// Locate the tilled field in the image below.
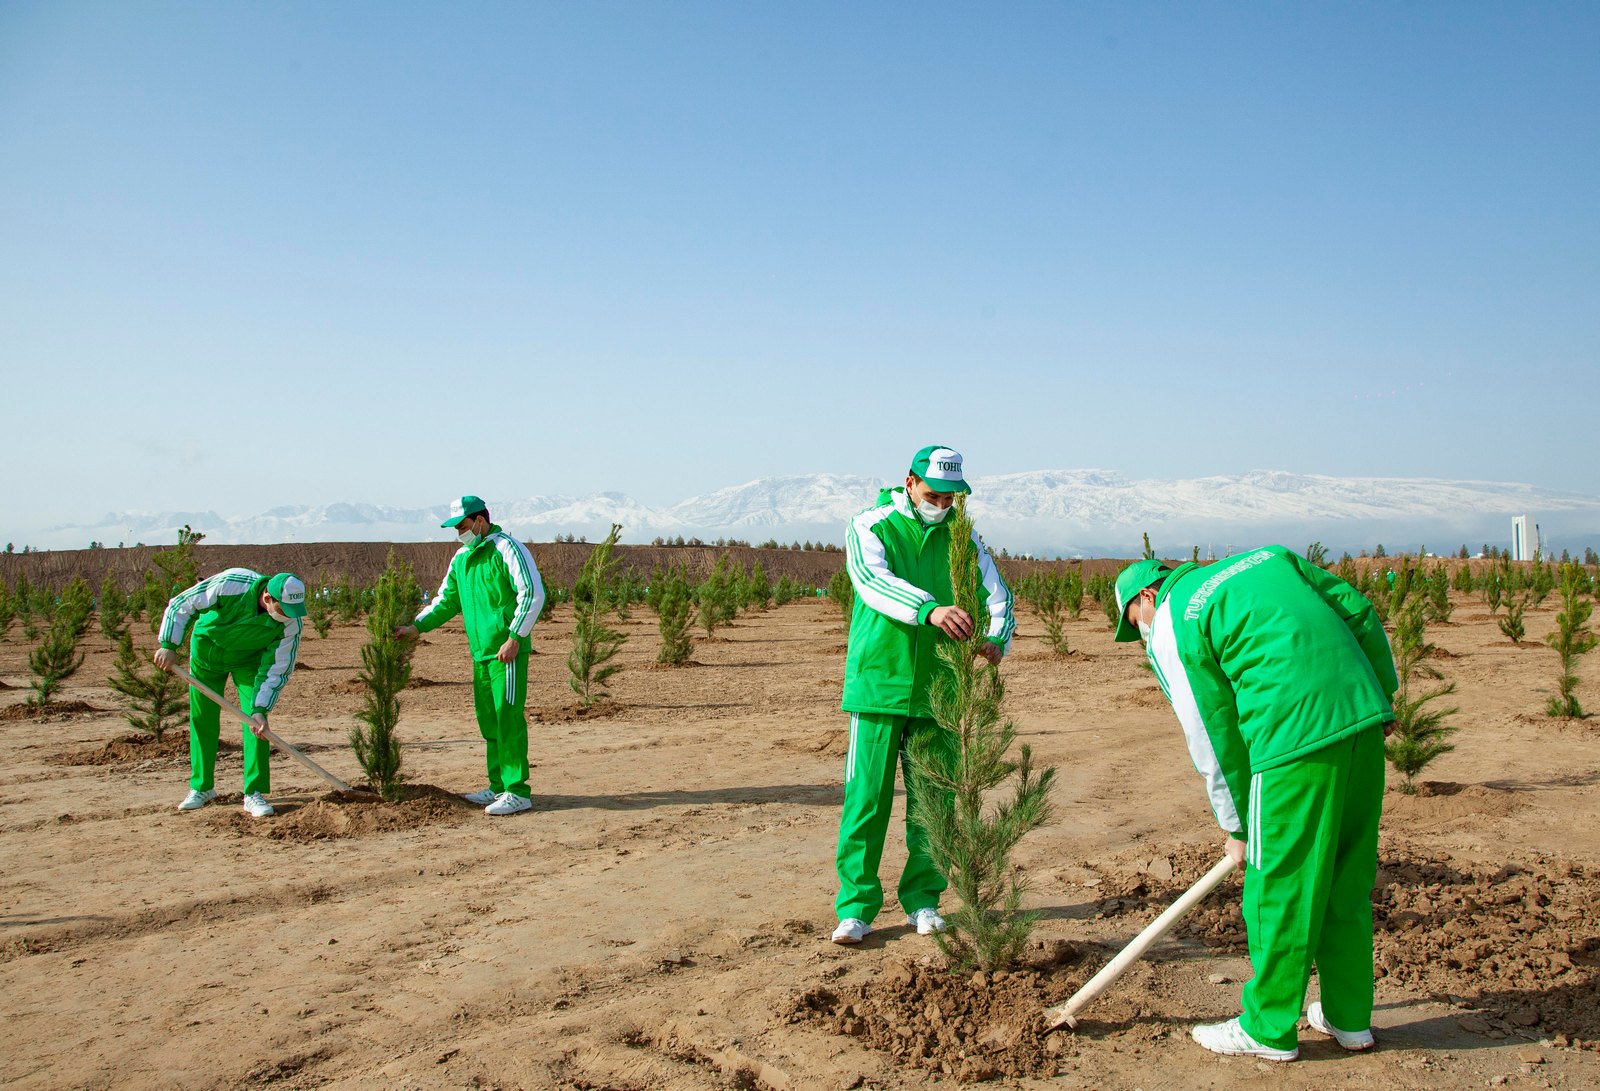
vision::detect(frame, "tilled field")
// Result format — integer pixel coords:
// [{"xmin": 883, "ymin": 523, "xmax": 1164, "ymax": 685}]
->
[{"xmin": 2, "ymin": 591, "xmax": 1599, "ymax": 1090}]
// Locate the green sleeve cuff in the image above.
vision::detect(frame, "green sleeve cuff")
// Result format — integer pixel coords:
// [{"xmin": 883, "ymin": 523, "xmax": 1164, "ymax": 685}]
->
[
  {"xmin": 1228, "ymin": 830, "xmax": 1247, "ymax": 841},
  {"xmin": 160, "ymin": 640, "xmax": 178, "ymax": 652},
  {"xmin": 916, "ymin": 600, "xmax": 939, "ymax": 625}
]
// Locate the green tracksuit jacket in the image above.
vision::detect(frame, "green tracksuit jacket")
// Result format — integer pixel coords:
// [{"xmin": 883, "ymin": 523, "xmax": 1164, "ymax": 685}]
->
[
  {"xmin": 158, "ymin": 568, "xmax": 303, "ymax": 717},
  {"xmin": 1143, "ymin": 545, "xmax": 1398, "ymax": 835},
  {"xmin": 412, "ymin": 525, "xmax": 545, "ymax": 654},
  {"xmin": 841, "ymin": 488, "xmax": 1015, "ymax": 716}
]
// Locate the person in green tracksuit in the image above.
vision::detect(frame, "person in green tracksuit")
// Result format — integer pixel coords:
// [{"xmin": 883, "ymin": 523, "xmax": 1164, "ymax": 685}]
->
[
  {"xmin": 1113, "ymin": 545, "xmax": 1398, "ymax": 1061},
  {"xmin": 831, "ymin": 445, "xmax": 1016, "ymax": 945},
  {"xmin": 396, "ymin": 495, "xmax": 545, "ymax": 817},
  {"xmin": 154, "ymin": 568, "xmax": 307, "ymax": 818}
]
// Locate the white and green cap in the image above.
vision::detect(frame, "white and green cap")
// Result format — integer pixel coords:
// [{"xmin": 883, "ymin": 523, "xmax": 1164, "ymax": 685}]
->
[
  {"xmin": 265, "ymin": 572, "xmax": 308, "ymax": 619},
  {"xmin": 909, "ymin": 445, "xmax": 969, "ymax": 494},
  {"xmin": 1112, "ymin": 559, "xmax": 1170, "ymax": 643},
  {"xmin": 441, "ymin": 495, "xmax": 488, "ymax": 528}
]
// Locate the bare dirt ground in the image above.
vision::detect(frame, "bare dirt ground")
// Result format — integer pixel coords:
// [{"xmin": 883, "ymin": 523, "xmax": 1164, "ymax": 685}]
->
[{"xmin": 2, "ymin": 593, "xmax": 1598, "ymax": 1091}]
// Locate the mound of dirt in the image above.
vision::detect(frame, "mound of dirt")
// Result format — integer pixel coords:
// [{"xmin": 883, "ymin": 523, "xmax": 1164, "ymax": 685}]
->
[
  {"xmin": 1118, "ymin": 687, "xmax": 1166, "ymax": 708},
  {"xmin": 1, "ymin": 700, "xmax": 105, "ymax": 722},
  {"xmin": 532, "ymin": 702, "xmax": 626, "ymax": 724},
  {"xmin": 789, "ymin": 948, "xmax": 1086, "ymax": 1082},
  {"xmin": 212, "ymin": 783, "xmax": 480, "ymax": 841},
  {"xmin": 54, "ymin": 732, "xmax": 216, "ymax": 766},
  {"xmin": 1372, "ymin": 852, "xmax": 1600, "ymax": 1039}
]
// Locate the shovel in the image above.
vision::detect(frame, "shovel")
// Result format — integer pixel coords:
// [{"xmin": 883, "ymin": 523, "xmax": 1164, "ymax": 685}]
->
[
  {"xmin": 167, "ymin": 661, "xmax": 374, "ymax": 797},
  {"xmin": 1045, "ymin": 855, "xmax": 1237, "ymax": 1030}
]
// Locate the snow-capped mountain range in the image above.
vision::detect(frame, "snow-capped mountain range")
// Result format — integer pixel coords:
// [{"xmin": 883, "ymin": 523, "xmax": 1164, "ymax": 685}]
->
[{"xmin": 30, "ymin": 470, "xmax": 1600, "ymax": 557}]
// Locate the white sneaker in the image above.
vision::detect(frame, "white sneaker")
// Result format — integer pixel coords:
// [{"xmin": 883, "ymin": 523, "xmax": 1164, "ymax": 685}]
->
[
  {"xmin": 1191, "ymin": 1017, "xmax": 1298, "ymax": 1061},
  {"xmin": 1306, "ymin": 1002, "xmax": 1375, "ymax": 1051},
  {"xmin": 831, "ymin": 918, "xmax": 870, "ymax": 944},
  {"xmin": 484, "ymin": 792, "xmax": 532, "ymax": 816},
  {"xmin": 241, "ymin": 792, "xmax": 275, "ymax": 818},
  {"xmin": 906, "ymin": 908, "xmax": 946, "ymax": 935},
  {"xmin": 177, "ymin": 789, "xmax": 217, "ymax": 811},
  {"xmin": 462, "ymin": 787, "xmax": 499, "ymax": 805}
]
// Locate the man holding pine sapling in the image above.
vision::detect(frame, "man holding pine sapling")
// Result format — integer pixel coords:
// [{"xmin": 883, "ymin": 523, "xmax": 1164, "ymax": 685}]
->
[
  {"xmin": 831, "ymin": 446, "xmax": 1015, "ymax": 945},
  {"xmin": 154, "ymin": 569, "xmax": 307, "ymax": 818},
  {"xmin": 395, "ymin": 496, "xmax": 545, "ymax": 817},
  {"xmin": 1113, "ymin": 546, "xmax": 1397, "ymax": 1061}
]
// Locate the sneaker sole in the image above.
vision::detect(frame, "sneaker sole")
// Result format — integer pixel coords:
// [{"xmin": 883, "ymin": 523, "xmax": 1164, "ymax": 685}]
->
[
  {"xmin": 1191, "ymin": 1030, "xmax": 1297, "ymax": 1061},
  {"xmin": 1308, "ymin": 1010, "xmax": 1374, "ymax": 1051},
  {"xmin": 831, "ymin": 934, "xmax": 865, "ymax": 945}
]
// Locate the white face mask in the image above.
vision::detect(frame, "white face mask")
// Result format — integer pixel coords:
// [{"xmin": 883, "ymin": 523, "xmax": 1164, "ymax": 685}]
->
[
  {"xmin": 266, "ymin": 602, "xmax": 290, "ymax": 624},
  {"xmin": 915, "ymin": 497, "xmax": 951, "ymax": 524},
  {"xmin": 1138, "ymin": 619, "xmax": 1153, "ymax": 643},
  {"xmin": 458, "ymin": 528, "xmax": 481, "ymax": 547}
]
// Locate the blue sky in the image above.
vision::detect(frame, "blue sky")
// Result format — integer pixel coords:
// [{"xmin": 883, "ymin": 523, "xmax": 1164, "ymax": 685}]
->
[{"xmin": 2, "ymin": 2, "xmax": 1596, "ymax": 539}]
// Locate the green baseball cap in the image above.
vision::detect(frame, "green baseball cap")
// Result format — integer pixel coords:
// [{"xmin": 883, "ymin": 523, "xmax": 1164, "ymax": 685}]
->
[
  {"xmin": 441, "ymin": 495, "xmax": 488, "ymax": 528},
  {"xmin": 909, "ymin": 445, "xmax": 969, "ymax": 494},
  {"xmin": 1112, "ymin": 559, "xmax": 1170, "ymax": 643},
  {"xmin": 265, "ymin": 572, "xmax": 308, "ymax": 618}
]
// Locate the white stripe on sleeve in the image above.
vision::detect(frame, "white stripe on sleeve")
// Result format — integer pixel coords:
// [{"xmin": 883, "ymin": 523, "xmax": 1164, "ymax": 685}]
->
[
  {"xmin": 1149, "ymin": 602, "xmax": 1244, "ymax": 834},
  {"xmin": 158, "ymin": 568, "xmax": 260, "ymax": 646}
]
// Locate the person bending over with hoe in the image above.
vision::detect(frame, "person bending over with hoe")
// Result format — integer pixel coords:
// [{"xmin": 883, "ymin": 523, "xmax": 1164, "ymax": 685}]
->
[
  {"xmin": 1113, "ymin": 545, "xmax": 1397, "ymax": 1061},
  {"xmin": 831, "ymin": 445, "xmax": 1015, "ymax": 945},
  {"xmin": 154, "ymin": 569, "xmax": 307, "ymax": 818},
  {"xmin": 396, "ymin": 496, "xmax": 545, "ymax": 817}
]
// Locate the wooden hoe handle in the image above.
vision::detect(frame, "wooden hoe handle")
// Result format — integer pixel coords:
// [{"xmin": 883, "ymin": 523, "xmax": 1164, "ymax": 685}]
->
[{"xmin": 1045, "ymin": 855, "xmax": 1237, "ymax": 1031}]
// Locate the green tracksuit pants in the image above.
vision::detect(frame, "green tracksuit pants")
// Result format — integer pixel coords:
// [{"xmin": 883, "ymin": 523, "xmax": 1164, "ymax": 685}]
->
[
  {"xmin": 188, "ymin": 663, "xmax": 270, "ymax": 796},
  {"xmin": 834, "ymin": 712, "xmax": 955, "ymax": 923},
  {"xmin": 473, "ymin": 650, "xmax": 530, "ymax": 798},
  {"xmin": 1239, "ymin": 726, "xmax": 1385, "ymax": 1050}
]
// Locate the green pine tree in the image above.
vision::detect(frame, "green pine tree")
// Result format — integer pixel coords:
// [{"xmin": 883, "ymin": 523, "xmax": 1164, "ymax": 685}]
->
[
  {"xmin": 905, "ymin": 497, "xmax": 1056, "ymax": 972},
  {"xmin": 1385, "ymin": 601, "xmax": 1459, "ymax": 793},
  {"xmin": 1498, "ymin": 593, "xmax": 1528, "ymax": 643},
  {"xmin": 747, "ymin": 560, "xmax": 772, "ymax": 611},
  {"xmin": 97, "ymin": 575, "xmax": 130, "ymax": 639},
  {"xmin": 350, "ymin": 551, "xmax": 421, "ymax": 801},
  {"xmin": 654, "ymin": 564, "xmax": 694, "ymax": 666},
  {"xmin": 1037, "ymin": 574, "xmax": 1070, "ymax": 656},
  {"xmin": 27, "ymin": 603, "xmax": 90, "ymax": 711},
  {"xmin": 569, "ymin": 525, "xmax": 628, "ymax": 707},
  {"xmin": 773, "ymin": 574, "xmax": 798, "ymax": 606},
  {"xmin": 1545, "ymin": 567, "xmax": 1596, "ymax": 718},
  {"xmin": 108, "ymin": 630, "xmax": 186, "ymax": 739}
]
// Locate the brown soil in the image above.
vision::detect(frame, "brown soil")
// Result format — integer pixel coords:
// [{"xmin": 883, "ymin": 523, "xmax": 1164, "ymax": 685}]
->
[
  {"xmin": 0, "ymin": 700, "xmax": 105, "ymax": 722},
  {"xmin": 790, "ymin": 951, "xmax": 1086, "ymax": 1082},
  {"xmin": 2, "ymin": 591, "xmax": 1599, "ymax": 1090},
  {"xmin": 208, "ymin": 784, "xmax": 480, "ymax": 841},
  {"xmin": 52, "ymin": 732, "xmax": 225, "ymax": 766}
]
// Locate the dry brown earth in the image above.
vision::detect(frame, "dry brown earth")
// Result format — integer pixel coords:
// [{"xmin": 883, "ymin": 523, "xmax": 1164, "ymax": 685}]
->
[{"xmin": 2, "ymin": 591, "xmax": 1598, "ymax": 1090}]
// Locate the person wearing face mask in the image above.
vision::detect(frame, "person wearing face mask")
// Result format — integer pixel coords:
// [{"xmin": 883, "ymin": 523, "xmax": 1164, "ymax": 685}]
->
[
  {"xmin": 830, "ymin": 446, "xmax": 1016, "ymax": 945},
  {"xmin": 1111, "ymin": 547, "xmax": 1397, "ymax": 1062},
  {"xmin": 395, "ymin": 495, "xmax": 545, "ymax": 816},
  {"xmin": 153, "ymin": 569, "xmax": 307, "ymax": 818}
]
